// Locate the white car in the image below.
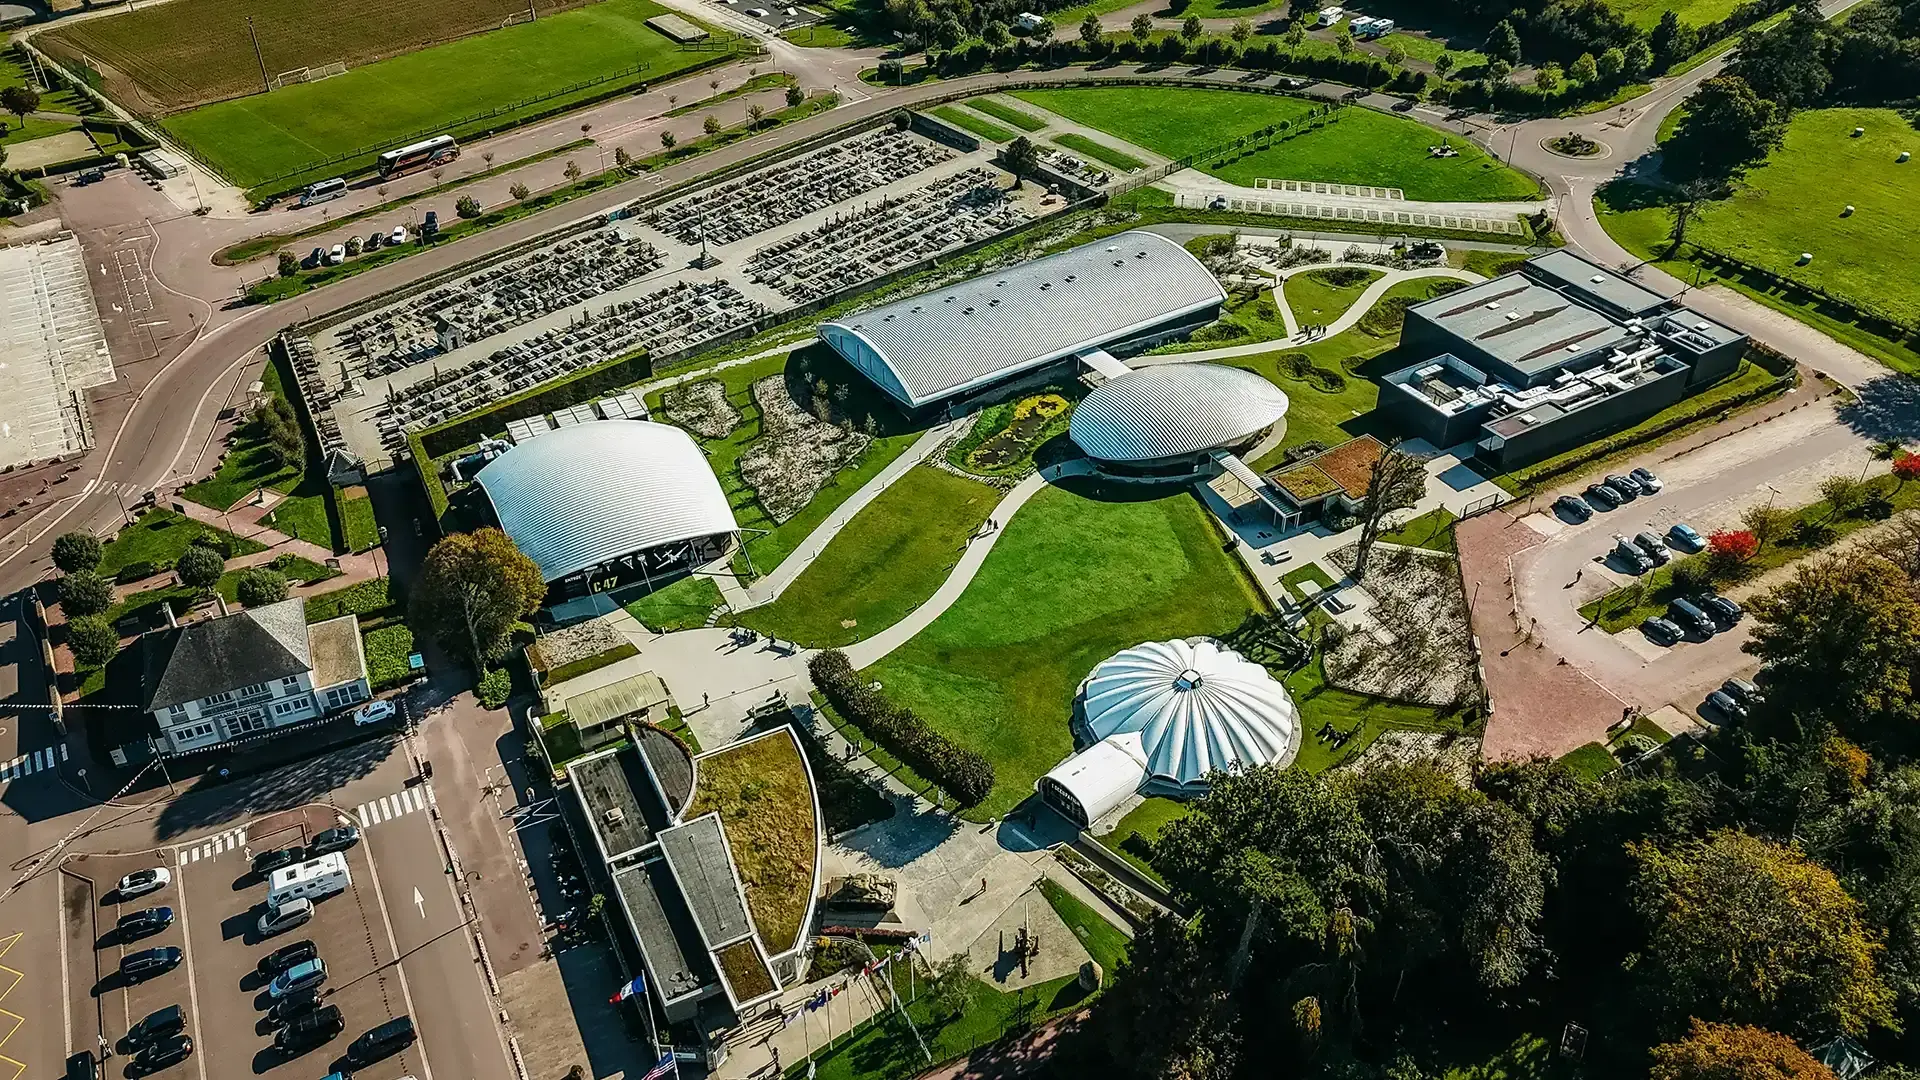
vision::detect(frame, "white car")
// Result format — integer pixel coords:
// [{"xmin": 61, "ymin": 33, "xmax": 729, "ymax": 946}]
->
[
  {"xmin": 390, "ymin": 225, "xmax": 408, "ymax": 245},
  {"xmin": 118, "ymin": 867, "xmax": 172, "ymax": 899},
  {"xmin": 353, "ymin": 699, "xmax": 397, "ymax": 727},
  {"xmin": 257, "ymin": 896, "xmax": 314, "ymax": 937},
  {"xmin": 328, "ymin": 243, "xmax": 346, "ymax": 265}
]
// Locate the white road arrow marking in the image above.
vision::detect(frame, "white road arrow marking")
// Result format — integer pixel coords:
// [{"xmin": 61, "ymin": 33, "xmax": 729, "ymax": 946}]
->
[{"xmin": 412, "ymin": 886, "xmax": 425, "ymax": 919}]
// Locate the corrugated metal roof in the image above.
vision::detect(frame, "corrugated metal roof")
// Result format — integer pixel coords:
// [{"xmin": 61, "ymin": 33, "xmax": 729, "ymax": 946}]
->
[
  {"xmin": 475, "ymin": 420, "xmax": 737, "ymax": 583},
  {"xmin": 563, "ymin": 670, "xmax": 671, "ymax": 730},
  {"xmin": 1412, "ymin": 273, "xmax": 1635, "ymax": 380},
  {"xmin": 1069, "ymin": 363, "xmax": 1289, "ymax": 463},
  {"xmin": 818, "ymin": 230, "xmax": 1226, "ymax": 407}
]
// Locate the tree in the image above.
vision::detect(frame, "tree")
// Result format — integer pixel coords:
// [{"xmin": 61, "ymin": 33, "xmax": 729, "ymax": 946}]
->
[
  {"xmin": 1001, "ymin": 136, "xmax": 1040, "ymax": 189},
  {"xmin": 345, "ymin": 236, "xmax": 362, "ymax": 257},
  {"xmin": 455, "ymin": 195, "xmax": 481, "ymax": 219},
  {"xmin": 1030, "ymin": 16, "xmax": 1055, "ymax": 46},
  {"xmin": 1624, "ymin": 39, "xmax": 1655, "ymax": 78},
  {"xmin": 58, "ymin": 571, "xmax": 114, "ymax": 618},
  {"xmin": 746, "ymin": 103, "xmax": 766, "ymax": 129},
  {"xmin": 1284, "ymin": 20, "xmax": 1306, "ymax": 50},
  {"xmin": 1130, "ymin": 12, "xmax": 1153, "ymax": 41},
  {"xmin": 1079, "ymin": 914, "xmax": 1240, "ymax": 1080},
  {"xmin": 1893, "ymin": 451, "xmax": 1920, "ymax": 487},
  {"xmin": 1334, "ymin": 25, "xmax": 1353, "ymax": 55},
  {"xmin": 1535, "ymin": 61, "xmax": 1564, "ymax": 93},
  {"xmin": 1486, "ymin": 58, "xmax": 1513, "ymax": 83},
  {"xmin": 0, "ymin": 86, "xmax": 39, "ymax": 132},
  {"xmin": 1570, "ymin": 52, "xmax": 1599, "ymax": 82},
  {"xmin": 614, "ymin": 146, "xmax": 632, "ymax": 171},
  {"xmin": 1666, "ymin": 76, "xmax": 1786, "ymax": 181},
  {"xmin": 252, "ymin": 397, "xmax": 304, "ymax": 472},
  {"xmin": 410, "ymin": 528, "xmax": 545, "ymax": 668},
  {"xmin": 1820, "ymin": 473, "xmax": 1865, "ymax": 520},
  {"xmin": 1350, "ymin": 441, "xmax": 1427, "ymax": 581},
  {"xmin": 51, "ymin": 532, "xmax": 102, "ymax": 576},
  {"xmin": 1630, "ymin": 830, "xmax": 1894, "ymax": 1036},
  {"xmin": 482, "ymin": 150, "xmax": 495, "ymax": 171},
  {"xmin": 1231, "ymin": 17, "xmax": 1252, "ymax": 44},
  {"xmin": 928, "ymin": 952, "xmax": 974, "ymax": 1019},
  {"xmin": 1383, "ymin": 41, "xmax": 1406, "ymax": 66},
  {"xmin": 1181, "ymin": 14, "xmax": 1203, "ymax": 43},
  {"xmin": 785, "ymin": 84, "xmax": 804, "ymax": 108},
  {"xmin": 1433, "ymin": 51, "xmax": 1455, "ymax": 77},
  {"xmin": 1651, "ymin": 1020, "xmax": 1837, "ymax": 1080},
  {"xmin": 234, "ymin": 568, "xmax": 289, "ymax": 608},
  {"xmin": 1082, "ymin": 12, "xmax": 1104, "ymax": 46},
  {"xmin": 703, "ymin": 115, "xmax": 722, "ymax": 136},
  {"xmin": 277, "ymin": 250, "xmax": 300, "ymax": 278},
  {"xmin": 68, "ymin": 616, "xmax": 119, "ymax": 668},
  {"xmin": 1484, "ymin": 19, "xmax": 1522, "ymax": 64},
  {"xmin": 659, "ymin": 131, "xmax": 676, "ymax": 153},
  {"xmin": 1730, "ymin": 3, "xmax": 1833, "ymax": 108},
  {"xmin": 1597, "ymin": 46, "xmax": 1626, "ymax": 81},
  {"xmin": 563, "ymin": 159, "xmax": 582, "ymax": 182},
  {"xmin": 985, "ymin": 20, "xmax": 1012, "ymax": 47},
  {"xmin": 1745, "ymin": 555, "xmax": 1920, "ymax": 746},
  {"xmin": 1742, "ymin": 503, "xmax": 1790, "ymax": 553},
  {"xmin": 510, "ymin": 181, "xmax": 531, "ymax": 201},
  {"xmin": 1667, "ymin": 177, "xmax": 1730, "ymax": 255},
  {"xmin": 1650, "ymin": 10, "xmax": 1699, "ymax": 70},
  {"xmin": 175, "ymin": 546, "xmax": 224, "ymax": 592},
  {"xmin": 1708, "ymin": 528, "xmax": 1760, "ymax": 565}
]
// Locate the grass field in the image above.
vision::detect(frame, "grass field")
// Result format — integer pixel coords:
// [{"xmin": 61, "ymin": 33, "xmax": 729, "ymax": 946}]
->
[
  {"xmin": 95, "ymin": 509, "xmax": 267, "ymax": 579},
  {"xmin": 1011, "ymin": 86, "xmax": 1319, "ymax": 161},
  {"xmin": 930, "ymin": 105, "xmax": 1016, "ymax": 143},
  {"xmin": 1605, "ymin": 0, "xmax": 1745, "ymax": 28},
  {"xmin": 153, "ymin": 0, "xmax": 721, "ymax": 187},
  {"xmin": 864, "ymin": 483, "xmax": 1264, "ymax": 820},
  {"xmin": 1379, "ymin": 32, "xmax": 1487, "ymax": 69},
  {"xmin": 740, "ymin": 467, "xmax": 998, "ymax": 649},
  {"xmin": 179, "ymin": 358, "xmax": 337, "ymax": 548},
  {"xmin": 1380, "ymin": 507, "xmax": 1458, "ymax": 553},
  {"xmin": 624, "ymin": 575, "xmax": 724, "ymax": 632},
  {"xmin": 964, "ymin": 97, "xmax": 1046, "ymax": 132},
  {"xmin": 1050, "ymin": 133, "xmax": 1144, "ymax": 171},
  {"xmin": 1096, "ymin": 796, "xmax": 1189, "ymax": 886},
  {"xmin": 1203, "ymin": 107, "xmax": 1541, "ymax": 201},
  {"xmin": 1283, "ymin": 267, "xmax": 1382, "ymax": 324}
]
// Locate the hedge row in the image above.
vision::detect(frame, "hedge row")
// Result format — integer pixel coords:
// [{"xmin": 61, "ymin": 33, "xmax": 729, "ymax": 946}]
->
[{"xmin": 809, "ymin": 650, "xmax": 995, "ymax": 808}]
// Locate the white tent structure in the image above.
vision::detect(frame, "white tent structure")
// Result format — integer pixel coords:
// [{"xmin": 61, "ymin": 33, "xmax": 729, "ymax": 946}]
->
[{"xmin": 1037, "ymin": 637, "xmax": 1301, "ymax": 828}]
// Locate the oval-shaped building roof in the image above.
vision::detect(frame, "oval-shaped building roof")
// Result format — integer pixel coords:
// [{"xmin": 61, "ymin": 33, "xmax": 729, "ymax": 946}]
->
[
  {"xmin": 818, "ymin": 230, "xmax": 1227, "ymax": 408},
  {"xmin": 1081, "ymin": 637, "xmax": 1300, "ymax": 787},
  {"xmin": 1069, "ymin": 363, "xmax": 1289, "ymax": 464},
  {"xmin": 475, "ymin": 420, "xmax": 737, "ymax": 583}
]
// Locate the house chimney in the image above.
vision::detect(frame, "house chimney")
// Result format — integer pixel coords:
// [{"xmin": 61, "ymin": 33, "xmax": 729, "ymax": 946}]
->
[
  {"xmin": 215, "ymin": 595, "xmax": 229, "ymax": 617},
  {"xmin": 163, "ymin": 603, "xmax": 178, "ymax": 630}
]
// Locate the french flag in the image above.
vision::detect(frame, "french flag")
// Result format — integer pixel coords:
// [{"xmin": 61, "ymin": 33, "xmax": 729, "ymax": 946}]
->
[{"xmin": 609, "ymin": 974, "xmax": 646, "ymax": 1004}]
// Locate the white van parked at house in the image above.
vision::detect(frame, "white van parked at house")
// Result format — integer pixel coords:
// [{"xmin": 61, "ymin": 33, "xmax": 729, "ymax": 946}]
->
[
  {"xmin": 1316, "ymin": 7, "xmax": 1344, "ymax": 26},
  {"xmin": 267, "ymin": 852, "xmax": 351, "ymax": 908}
]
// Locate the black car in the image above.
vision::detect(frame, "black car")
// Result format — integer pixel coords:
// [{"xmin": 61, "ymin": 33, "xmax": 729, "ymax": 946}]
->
[
  {"xmin": 275, "ymin": 1005, "xmax": 344, "ymax": 1051},
  {"xmin": 117, "ymin": 906, "xmax": 174, "ymax": 941},
  {"xmin": 132, "ymin": 1035, "xmax": 192, "ymax": 1074},
  {"xmin": 307, "ymin": 825, "xmax": 360, "ymax": 856},
  {"xmin": 124, "ymin": 1004, "xmax": 185, "ymax": 1047},
  {"xmin": 120, "ymin": 947, "xmax": 182, "ymax": 982},
  {"xmin": 1604, "ymin": 473, "xmax": 1642, "ymax": 499},
  {"xmin": 348, "ymin": 1015, "xmax": 417, "ymax": 1063},
  {"xmin": 266, "ymin": 986, "xmax": 319, "ymax": 1025},
  {"xmin": 1703, "ymin": 594, "xmax": 1743, "ymax": 625},
  {"xmin": 252, "ymin": 848, "xmax": 303, "ymax": 876},
  {"xmin": 1642, "ymin": 616, "xmax": 1684, "ymax": 646},
  {"xmin": 1553, "ymin": 494, "xmax": 1592, "ymax": 522},
  {"xmin": 258, "ymin": 939, "xmax": 318, "ymax": 977},
  {"xmin": 1584, "ymin": 482, "xmax": 1621, "ymax": 508}
]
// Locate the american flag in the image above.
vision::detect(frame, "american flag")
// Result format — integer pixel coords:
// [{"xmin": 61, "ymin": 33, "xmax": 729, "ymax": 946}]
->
[{"xmin": 641, "ymin": 1051, "xmax": 677, "ymax": 1080}]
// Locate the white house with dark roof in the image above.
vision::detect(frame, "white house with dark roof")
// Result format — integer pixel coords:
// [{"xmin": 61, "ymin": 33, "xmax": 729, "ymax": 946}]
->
[{"xmin": 139, "ymin": 597, "xmax": 370, "ymax": 755}]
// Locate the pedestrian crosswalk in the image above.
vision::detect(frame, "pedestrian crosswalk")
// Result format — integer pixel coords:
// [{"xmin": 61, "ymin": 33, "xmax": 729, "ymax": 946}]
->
[
  {"xmin": 354, "ymin": 785, "xmax": 431, "ymax": 829},
  {"xmin": 0, "ymin": 744, "xmax": 68, "ymax": 783},
  {"xmin": 177, "ymin": 826, "xmax": 247, "ymax": 865}
]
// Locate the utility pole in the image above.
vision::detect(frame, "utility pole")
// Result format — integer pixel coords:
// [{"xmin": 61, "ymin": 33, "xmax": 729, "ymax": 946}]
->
[{"xmin": 248, "ymin": 17, "xmax": 270, "ymax": 94}]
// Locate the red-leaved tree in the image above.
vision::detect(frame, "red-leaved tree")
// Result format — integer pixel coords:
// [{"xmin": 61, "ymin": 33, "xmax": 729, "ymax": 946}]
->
[
  {"xmin": 1893, "ymin": 451, "xmax": 1920, "ymax": 486},
  {"xmin": 1709, "ymin": 528, "xmax": 1760, "ymax": 563}
]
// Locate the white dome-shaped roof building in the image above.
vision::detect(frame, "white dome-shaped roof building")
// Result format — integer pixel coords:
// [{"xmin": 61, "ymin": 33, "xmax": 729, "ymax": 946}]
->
[
  {"xmin": 1069, "ymin": 364, "xmax": 1288, "ymax": 478},
  {"xmin": 1037, "ymin": 637, "xmax": 1301, "ymax": 828}
]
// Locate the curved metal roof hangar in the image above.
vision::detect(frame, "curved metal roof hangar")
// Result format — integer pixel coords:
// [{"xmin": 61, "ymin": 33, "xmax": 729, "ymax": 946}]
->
[
  {"xmin": 1069, "ymin": 363, "xmax": 1290, "ymax": 464},
  {"xmin": 475, "ymin": 420, "xmax": 738, "ymax": 583}
]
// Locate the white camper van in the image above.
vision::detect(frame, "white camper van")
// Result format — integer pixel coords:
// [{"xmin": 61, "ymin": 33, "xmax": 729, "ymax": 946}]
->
[
  {"xmin": 267, "ymin": 852, "xmax": 351, "ymax": 908},
  {"xmin": 1316, "ymin": 6, "xmax": 1344, "ymax": 26}
]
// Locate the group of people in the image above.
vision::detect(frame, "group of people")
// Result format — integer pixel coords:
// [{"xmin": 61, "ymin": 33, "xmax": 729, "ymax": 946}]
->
[{"xmin": 1299, "ymin": 323, "xmax": 1329, "ymax": 340}]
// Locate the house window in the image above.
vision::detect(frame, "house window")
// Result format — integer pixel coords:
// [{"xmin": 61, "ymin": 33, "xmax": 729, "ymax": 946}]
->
[
  {"xmin": 202, "ymin": 691, "xmax": 235, "ymax": 708},
  {"xmin": 324, "ymin": 684, "xmax": 363, "ymax": 711},
  {"xmin": 167, "ymin": 704, "xmax": 187, "ymax": 721},
  {"xmin": 174, "ymin": 722, "xmax": 216, "ymax": 745},
  {"xmin": 272, "ymin": 695, "xmax": 313, "ymax": 717},
  {"xmin": 281, "ymin": 676, "xmax": 302, "ymax": 690},
  {"xmin": 223, "ymin": 712, "xmax": 269, "ymax": 739},
  {"xmin": 239, "ymin": 681, "xmax": 271, "ymax": 698}
]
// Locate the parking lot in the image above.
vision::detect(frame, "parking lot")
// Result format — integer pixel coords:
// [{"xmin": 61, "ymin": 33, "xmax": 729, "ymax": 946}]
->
[{"xmin": 60, "ymin": 773, "xmax": 497, "ymax": 1080}]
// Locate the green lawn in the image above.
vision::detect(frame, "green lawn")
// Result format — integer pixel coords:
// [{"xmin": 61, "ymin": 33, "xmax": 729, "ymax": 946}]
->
[
  {"xmin": 1179, "ymin": 0, "xmax": 1287, "ymax": 17},
  {"xmin": 1204, "ymin": 107, "xmax": 1541, "ymax": 202},
  {"xmin": 181, "ymin": 361, "xmax": 300, "ymax": 512},
  {"xmin": 1380, "ymin": 508, "xmax": 1458, "ymax": 553},
  {"xmin": 1279, "ymin": 562, "xmax": 1337, "ymax": 603},
  {"xmin": 0, "ymin": 114, "xmax": 80, "ymax": 147},
  {"xmin": 1282, "ymin": 267, "xmax": 1382, "ymax": 324},
  {"xmin": 340, "ymin": 494, "xmax": 380, "ymax": 552},
  {"xmin": 1049, "ymin": 133, "xmax": 1144, "ymax": 172},
  {"xmin": 260, "ymin": 494, "xmax": 330, "ymax": 548},
  {"xmin": 1035, "ymin": 877, "xmax": 1130, "ymax": 981},
  {"xmin": 97, "ymin": 509, "xmax": 267, "ymax": 579},
  {"xmin": 931, "ymin": 105, "xmax": 1016, "ymax": 143},
  {"xmin": 964, "ymin": 97, "xmax": 1047, "ymax": 132},
  {"xmin": 1095, "ymin": 796, "xmax": 1189, "ymax": 887},
  {"xmin": 1559, "ymin": 741, "xmax": 1619, "ymax": 780},
  {"xmin": 624, "ymin": 575, "xmax": 724, "ymax": 632},
  {"xmin": 740, "ymin": 467, "xmax": 998, "ymax": 648},
  {"xmin": 864, "ymin": 484, "xmax": 1265, "ymax": 820},
  {"xmin": 161, "ymin": 0, "xmax": 723, "ymax": 187},
  {"xmin": 1379, "ymin": 32, "xmax": 1486, "ymax": 69},
  {"xmin": 1606, "ymin": 0, "xmax": 1745, "ymax": 28},
  {"xmin": 1287, "ymin": 648, "xmax": 1464, "ymax": 772},
  {"xmin": 1011, "ymin": 86, "xmax": 1318, "ymax": 161}
]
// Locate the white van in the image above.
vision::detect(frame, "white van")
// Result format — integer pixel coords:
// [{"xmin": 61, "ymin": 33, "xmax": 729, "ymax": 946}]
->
[
  {"xmin": 267, "ymin": 852, "xmax": 351, "ymax": 908},
  {"xmin": 1316, "ymin": 6, "xmax": 1344, "ymax": 26}
]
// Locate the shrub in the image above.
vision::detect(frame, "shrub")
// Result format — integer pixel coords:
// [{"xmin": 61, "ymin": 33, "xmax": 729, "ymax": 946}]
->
[
  {"xmin": 114, "ymin": 560, "xmax": 159, "ymax": 585},
  {"xmin": 363, "ymin": 623, "xmax": 416, "ymax": 688},
  {"xmin": 456, "ymin": 195, "xmax": 482, "ymax": 219},
  {"xmin": 235, "ymin": 568, "xmax": 289, "ymax": 607},
  {"xmin": 58, "ymin": 571, "xmax": 114, "ymax": 618},
  {"xmin": 175, "ymin": 546, "xmax": 225, "ymax": 590},
  {"xmin": 277, "ymin": 250, "xmax": 299, "ymax": 277},
  {"xmin": 1670, "ymin": 558, "xmax": 1715, "ymax": 594},
  {"xmin": 809, "ymin": 650, "xmax": 996, "ymax": 807},
  {"xmin": 477, "ymin": 666, "xmax": 512, "ymax": 709},
  {"xmin": 51, "ymin": 531, "xmax": 103, "ymax": 575},
  {"xmin": 1312, "ymin": 266, "xmax": 1374, "ymax": 288},
  {"xmin": 68, "ymin": 615, "xmax": 119, "ymax": 667}
]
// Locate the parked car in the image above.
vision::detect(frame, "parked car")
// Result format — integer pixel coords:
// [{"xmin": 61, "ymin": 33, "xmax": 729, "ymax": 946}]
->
[
  {"xmin": 253, "ymin": 847, "xmax": 303, "ymax": 876},
  {"xmin": 1630, "ymin": 466, "xmax": 1664, "ymax": 492},
  {"xmin": 348, "ymin": 1015, "xmax": 417, "ymax": 1064},
  {"xmin": 1553, "ymin": 494, "xmax": 1592, "ymax": 521},
  {"xmin": 1604, "ymin": 473, "xmax": 1643, "ymax": 499},
  {"xmin": 131, "ymin": 1035, "xmax": 192, "ymax": 1075},
  {"xmin": 1723, "ymin": 677, "xmax": 1763, "ymax": 705},
  {"xmin": 275, "ymin": 1005, "xmax": 344, "ymax": 1051},
  {"xmin": 390, "ymin": 225, "xmax": 408, "ymax": 245},
  {"xmin": 1702, "ymin": 594, "xmax": 1743, "ymax": 626},
  {"xmin": 1584, "ymin": 482, "xmax": 1622, "ymax": 508},
  {"xmin": 364, "ymin": 231, "xmax": 383, "ymax": 251},
  {"xmin": 1670, "ymin": 597, "xmax": 1718, "ymax": 638},
  {"xmin": 1632, "ymin": 532, "xmax": 1672, "ymax": 566},
  {"xmin": 117, "ymin": 867, "xmax": 171, "ymax": 899},
  {"xmin": 123, "ymin": 1005, "xmax": 185, "ymax": 1048},
  {"xmin": 328, "ymin": 243, "xmax": 346, "ymax": 265},
  {"xmin": 1641, "ymin": 616, "xmax": 1684, "ymax": 646},
  {"xmin": 308, "ymin": 824, "xmax": 361, "ymax": 856},
  {"xmin": 258, "ymin": 897, "xmax": 315, "ymax": 938},
  {"xmin": 267, "ymin": 987, "xmax": 320, "ymax": 1025},
  {"xmin": 270, "ymin": 958, "xmax": 328, "ymax": 999},
  {"xmin": 352, "ymin": 699, "xmax": 396, "ymax": 727},
  {"xmin": 120, "ymin": 947, "xmax": 182, "ymax": 982},
  {"xmin": 1706, "ymin": 689, "xmax": 1749, "ymax": 720},
  {"xmin": 1668, "ymin": 522, "xmax": 1706, "ymax": 552},
  {"xmin": 116, "ymin": 906, "xmax": 174, "ymax": 942},
  {"xmin": 1612, "ymin": 534, "xmax": 1653, "ymax": 573},
  {"xmin": 303, "ymin": 247, "xmax": 324, "ymax": 269},
  {"xmin": 258, "ymin": 939, "xmax": 318, "ymax": 976}
]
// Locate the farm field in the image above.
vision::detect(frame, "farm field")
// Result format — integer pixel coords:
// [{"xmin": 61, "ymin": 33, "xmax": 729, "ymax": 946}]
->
[
  {"xmin": 121, "ymin": 0, "xmax": 721, "ymax": 187},
  {"xmin": 1011, "ymin": 86, "xmax": 1319, "ymax": 160}
]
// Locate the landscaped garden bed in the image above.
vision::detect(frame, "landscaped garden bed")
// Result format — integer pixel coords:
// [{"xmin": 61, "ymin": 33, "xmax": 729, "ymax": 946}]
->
[
  {"xmin": 949, "ymin": 392, "xmax": 1071, "ymax": 477},
  {"xmin": 685, "ymin": 729, "xmax": 819, "ymax": 954},
  {"xmin": 740, "ymin": 375, "xmax": 873, "ymax": 523},
  {"xmin": 659, "ymin": 378, "xmax": 742, "ymax": 438},
  {"xmin": 1324, "ymin": 544, "xmax": 1478, "ymax": 708}
]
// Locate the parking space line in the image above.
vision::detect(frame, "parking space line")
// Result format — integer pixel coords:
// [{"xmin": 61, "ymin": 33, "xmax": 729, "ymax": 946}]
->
[{"xmin": 169, "ymin": 859, "xmax": 210, "ymax": 1080}]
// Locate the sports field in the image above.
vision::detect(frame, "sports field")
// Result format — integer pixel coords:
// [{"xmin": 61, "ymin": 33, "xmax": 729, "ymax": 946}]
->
[{"xmin": 157, "ymin": 0, "xmax": 720, "ymax": 187}]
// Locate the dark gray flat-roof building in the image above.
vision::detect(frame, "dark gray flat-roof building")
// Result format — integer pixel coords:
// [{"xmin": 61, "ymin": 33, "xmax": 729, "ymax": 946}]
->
[{"xmin": 1385, "ymin": 252, "xmax": 1748, "ymax": 469}]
